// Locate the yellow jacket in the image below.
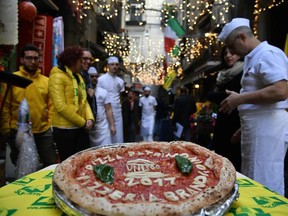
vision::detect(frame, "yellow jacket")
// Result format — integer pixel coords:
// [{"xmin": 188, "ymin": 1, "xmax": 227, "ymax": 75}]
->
[
  {"xmin": 48, "ymin": 66, "xmax": 94, "ymax": 128},
  {"xmin": 0, "ymin": 66, "xmax": 53, "ymax": 134}
]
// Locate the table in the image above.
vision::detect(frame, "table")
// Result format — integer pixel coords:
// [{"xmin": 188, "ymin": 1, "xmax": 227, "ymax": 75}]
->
[{"xmin": 0, "ymin": 164, "xmax": 288, "ymax": 216}]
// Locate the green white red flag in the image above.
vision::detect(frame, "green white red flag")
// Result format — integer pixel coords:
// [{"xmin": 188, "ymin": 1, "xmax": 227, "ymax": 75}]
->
[{"xmin": 164, "ymin": 18, "xmax": 185, "ymax": 54}]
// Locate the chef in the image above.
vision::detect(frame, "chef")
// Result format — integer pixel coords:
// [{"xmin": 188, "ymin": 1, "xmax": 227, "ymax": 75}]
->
[
  {"xmin": 97, "ymin": 57, "xmax": 124, "ymax": 144},
  {"xmin": 139, "ymin": 87, "xmax": 157, "ymax": 141},
  {"xmin": 88, "ymin": 67, "xmax": 116, "ymax": 146}
]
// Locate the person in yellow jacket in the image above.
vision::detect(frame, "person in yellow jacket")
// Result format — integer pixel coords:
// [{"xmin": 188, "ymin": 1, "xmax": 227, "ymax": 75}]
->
[
  {"xmin": 0, "ymin": 44, "xmax": 57, "ymax": 167},
  {"xmin": 48, "ymin": 46, "xmax": 94, "ymax": 161}
]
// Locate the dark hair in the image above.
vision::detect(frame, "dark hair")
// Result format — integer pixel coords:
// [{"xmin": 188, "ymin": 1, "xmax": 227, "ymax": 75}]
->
[
  {"xmin": 57, "ymin": 46, "xmax": 83, "ymax": 67},
  {"xmin": 20, "ymin": 44, "xmax": 40, "ymax": 57},
  {"xmin": 221, "ymin": 46, "xmax": 244, "ymax": 68},
  {"xmin": 220, "ymin": 46, "xmax": 228, "ymax": 68},
  {"xmin": 128, "ymin": 89, "xmax": 135, "ymax": 94}
]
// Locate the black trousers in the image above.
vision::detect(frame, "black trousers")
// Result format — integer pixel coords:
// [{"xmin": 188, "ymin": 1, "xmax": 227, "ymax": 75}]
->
[{"xmin": 52, "ymin": 127, "xmax": 90, "ymax": 161}]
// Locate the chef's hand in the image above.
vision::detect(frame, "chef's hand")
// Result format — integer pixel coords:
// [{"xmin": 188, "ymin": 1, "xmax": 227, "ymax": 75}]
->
[
  {"xmin": 219, "ymin": 90, "xmax": 240, "ymax": 114},
  {"xmin": 110, "ymin": 125, "xmax": 116, "ymax": 136},
  {"xmin": 87, "ymin": 88, "xmax": 94, "ymax": 98},
  {"xmin": 85, "ymin": 120, "xmax": 94, "ymax": 130}
]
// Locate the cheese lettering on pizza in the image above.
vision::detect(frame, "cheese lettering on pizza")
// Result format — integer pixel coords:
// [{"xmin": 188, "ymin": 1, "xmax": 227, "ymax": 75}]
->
[{"xmin": 54, "ymin": 142, "xmax": 236, "ymax": 216}]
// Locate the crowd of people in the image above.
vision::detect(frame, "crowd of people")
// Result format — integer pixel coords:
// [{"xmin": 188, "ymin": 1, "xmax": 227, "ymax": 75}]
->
[
  {"xmin": 0, "ymin": 17, "xmax": 287, "ymax": 197},
  {"xmin": 0, "ymin": 44, "xmax": 163, "ymax": 166}
]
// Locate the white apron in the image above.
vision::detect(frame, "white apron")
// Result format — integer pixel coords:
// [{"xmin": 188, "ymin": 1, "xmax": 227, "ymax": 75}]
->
[
  {"xmin": 111, "ymin": 105, "xmax": 123, "ymax": 144},
  {"xmin": 240, "ymin": 109, "xmax": 288, "ymax": 196},
  {"xmin": 141, "ymin": 115, "xmax": 155, "ymax": 137},
  {"xmin": 89, "ymin": 120, "xmax": 111, "ymax": 147}
]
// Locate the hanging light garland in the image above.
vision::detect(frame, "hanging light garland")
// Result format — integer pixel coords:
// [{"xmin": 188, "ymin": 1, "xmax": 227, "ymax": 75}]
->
[
  {"xmin": 253, "ymin": 0, "xmax": 286, "ymax": 36},
  {"xmin": 103, "ymin": 31, "xmax": 130, "ymax": 56},
  {"xmin": 69, "ymin": 1, "xmax": 233, "ymax": 84},
  {"xmin": 122, "ymin": 0, "xmax": 145, "ymax": 16},
  {"xmin": 122, "ymin": 37, "xmax": 165, "ymax": 85},
  {"xmin": 103, "ymin": 30, "xmax": 164, "ymax": 85},
  {"xmin": 181, "ymin": 33, "xmax": 220, "ymax": 64},
  {"xmin": 161, "ymin": 0, "xmax": 232, "ymax": 30},
  {"xmin": 211, "ymin": 0, "xmax": 232, "ymax": 27},
  {"xmin": 123, "ymin": 55, "xmax": 164, "ymax": 84},
  {"xmin": 69, "ymin": 0, "xmax": 120, "ymax": 20},
  {"xmin": 65, "ymin": 1, "xmax": 287, "ymax": 85}
]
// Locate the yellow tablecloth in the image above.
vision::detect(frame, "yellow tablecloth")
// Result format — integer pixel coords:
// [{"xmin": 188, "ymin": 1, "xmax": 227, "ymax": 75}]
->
[{"xmin": 0, "ymin": 169, "xmax": 288, "ymax": 216}]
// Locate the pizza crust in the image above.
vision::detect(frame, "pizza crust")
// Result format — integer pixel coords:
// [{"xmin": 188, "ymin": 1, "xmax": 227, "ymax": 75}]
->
[{"xmin": 54, "ymin": 141, "xmax": 236, "ymax": 216}]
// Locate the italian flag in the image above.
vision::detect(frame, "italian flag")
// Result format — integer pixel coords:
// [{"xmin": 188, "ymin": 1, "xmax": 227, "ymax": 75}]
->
[{"xmin": 164, "ymin": 18, "xmax": 185, "ymax": 55}]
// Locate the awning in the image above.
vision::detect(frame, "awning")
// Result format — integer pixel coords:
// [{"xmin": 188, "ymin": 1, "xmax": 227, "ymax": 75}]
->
[{"xmin": 179, "ymin": 60, "xmax": 221, "ymax": 86}]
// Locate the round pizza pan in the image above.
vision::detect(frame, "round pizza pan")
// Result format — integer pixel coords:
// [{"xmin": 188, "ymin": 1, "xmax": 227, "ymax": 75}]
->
[
  {"xmin": 52, "ymin": 144, "xmax": 239, "ymax": 216},
  {"xmin": 53, "ymin": 180, "xmax": 239, "ymax": 216}
]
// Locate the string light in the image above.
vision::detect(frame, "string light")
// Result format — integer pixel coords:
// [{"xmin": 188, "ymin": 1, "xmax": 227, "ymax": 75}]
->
[
  {"xmin": 122, "ymin": 37, "xmax": 165, "ymax": 85},
  {"xmin": 70, "ymin": 0, "xmax": 120, "ymax": 20},
  {"xmin": 103, "ymin": 31, "xmax": 130, "ymax": 56},
  {"xmin": 161, "ymin": 0, "xmax": 232, "ymax": 30},
  {"xmin": 69, "ymin": 1, "xmax": 284, "ymax": 84},
  {"xmin": 180, "ymin": 33, "xmax": 221, "ymax": 64},
  {"xmin": 253, "ymin": 0, "xmax": 285, "ymax": 36}
]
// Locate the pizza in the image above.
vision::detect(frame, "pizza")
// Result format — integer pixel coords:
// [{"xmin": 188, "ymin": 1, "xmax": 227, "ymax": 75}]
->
[{"xmin": 53, "ymin": 141, "xmax": 236, "ymax": 215}]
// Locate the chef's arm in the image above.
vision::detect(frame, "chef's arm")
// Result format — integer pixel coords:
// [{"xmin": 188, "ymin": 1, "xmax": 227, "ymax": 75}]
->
[
  {"xmin": 104, "ymin": 103, "xmax": 116, "ymax": 136},
  {"xmin": 220, "ymin": 80, "xmax": 288, "ymax": 114},
  {"xmin": 237, "ymin": 80, "xmax": 288, "ymax": 104}
]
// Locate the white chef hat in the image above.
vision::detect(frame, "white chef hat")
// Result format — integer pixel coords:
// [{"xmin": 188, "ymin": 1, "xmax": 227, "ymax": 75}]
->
[
  {"xmin": 144, "ymin": 86, "xmax": 151, "ymax": 91},
  {"xmin": 107, "ymin": 56, "xmax": 119, "ymax": 64},
  {"xmin": 88, "ymin": 67, "xmax": 97, "ymax": 75},
  {"xmin": 218, "ymin": 18, "xmax": 250, "ymax": 42}
]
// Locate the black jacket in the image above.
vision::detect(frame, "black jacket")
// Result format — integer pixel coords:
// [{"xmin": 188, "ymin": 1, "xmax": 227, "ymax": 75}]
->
[{"xmin": 173, "ymin": 94, "xmax": 197, "ymax": 128}]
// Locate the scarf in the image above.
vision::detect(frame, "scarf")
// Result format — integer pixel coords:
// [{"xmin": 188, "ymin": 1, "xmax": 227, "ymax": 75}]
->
[
  {"xmin": 65, "ymin": 66, "xmax": 86, "ymax": 109},
  {"xmin": 216, "ymin": 61, "xmax": 244, "ymax": 86}
]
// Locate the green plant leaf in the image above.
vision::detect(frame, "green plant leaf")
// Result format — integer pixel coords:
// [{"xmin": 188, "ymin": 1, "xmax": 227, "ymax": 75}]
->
[
  {"xmin": 175, "ymin": 155, "xmax": 193, "ymax": 174},
  {"xmin": 94, "ymin": 164, "xmax": 114, "ymax": 184}
]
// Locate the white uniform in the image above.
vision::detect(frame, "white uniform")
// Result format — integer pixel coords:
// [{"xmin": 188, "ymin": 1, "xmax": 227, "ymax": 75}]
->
[
  {"xmin": 98, "ymin": 73, "xmax": 124, "ymax": 144},
  {"xmin": 239, "ymin": 41, "xmax": 288, "ymax": 195},
  {"xmin": 89, "ymin": 87, "xmax": 112, "ymax": 146},
  {"xmin": 139, "ymin": 95, "xmax": 157, "ymax": 141}
]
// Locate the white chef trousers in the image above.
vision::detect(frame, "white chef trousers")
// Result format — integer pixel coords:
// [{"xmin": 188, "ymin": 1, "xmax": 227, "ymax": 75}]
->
[
  {"xmin": 141, "ymin": 115, "xmax": 155, "ymax": 142},
  {"xmin": 111, "ymin": 105, "xmax": 123, "ymax": 144},
  {"xmin": 239, "ymin": 109, "xmax": 288, "ymax": 196}
]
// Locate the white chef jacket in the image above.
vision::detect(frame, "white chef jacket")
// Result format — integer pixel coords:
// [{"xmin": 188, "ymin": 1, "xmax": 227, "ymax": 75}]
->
[
  {"xmin": 139, "ymin": 95, "xmax": 157, "ymax": 117},
  {"xmin": 98, "ymin": 73, "xmax": 124, "ymax": 143},
  {"xmin": 98, "ymin": 72, "xmax": 124, "ymax": 107},
  {"xmin": 139, "ymin": 95, "xmax": 157, "ymax": 136},
  {"xmin": 239, "ymin": 41, "xmax": 288, "ymax": 111},
  {"xmin": 238, "ymin": 41, "xmax": 288, "ymax": 196},
  {"xmin": 89, "ymin": 87, "xmax": 112, "ymax": 146}
]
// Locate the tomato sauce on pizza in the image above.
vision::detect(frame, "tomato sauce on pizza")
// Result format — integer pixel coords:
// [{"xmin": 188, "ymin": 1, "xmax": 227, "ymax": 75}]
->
[{"xmin": 54, "ymin": 142, "xmax": 236, "ymax": 216}]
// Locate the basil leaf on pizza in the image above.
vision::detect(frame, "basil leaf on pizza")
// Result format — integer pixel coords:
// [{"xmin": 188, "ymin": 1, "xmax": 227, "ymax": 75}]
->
[
  {"xmin": 175, "ymin": 155, "xmax": 193, "ymax": 174},
  {"xmin": 94, "ymin": 164, "xmax": 114, "ymax": 184},
  {"xmin": 54, "ymin": 142, "xmax": 236, "ymax": 216}
]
